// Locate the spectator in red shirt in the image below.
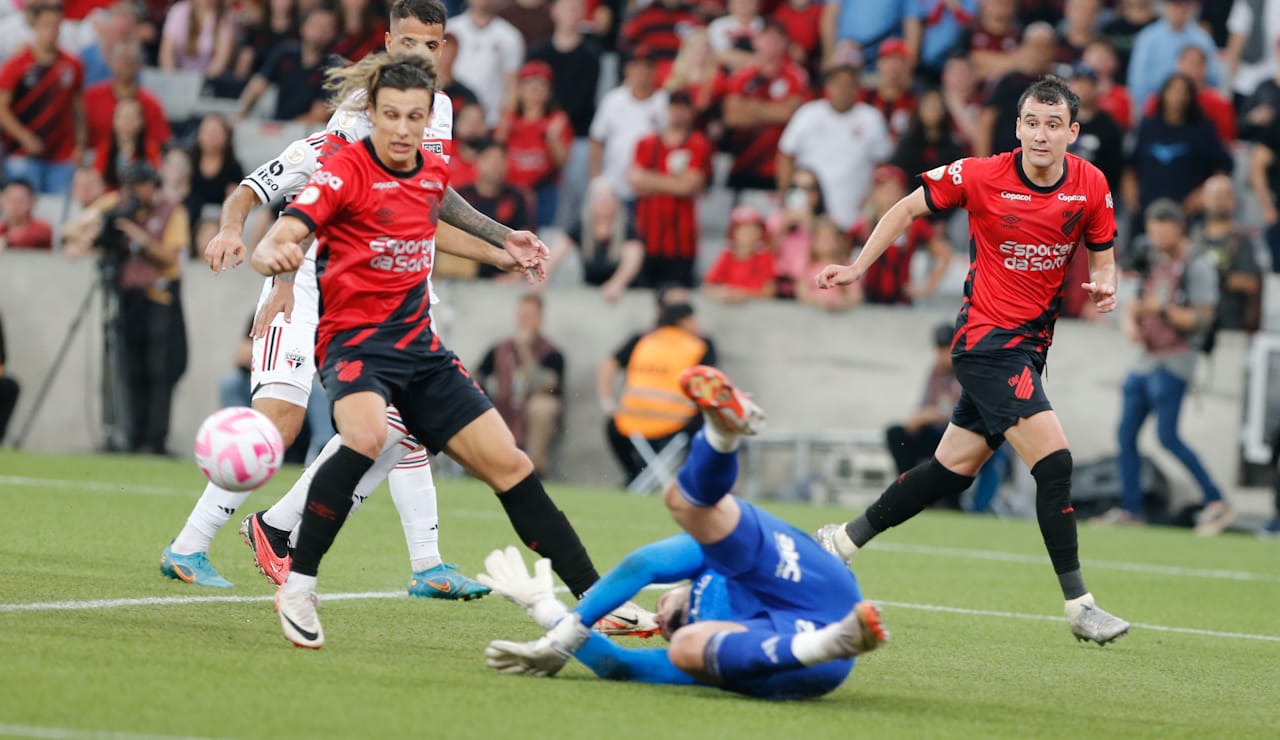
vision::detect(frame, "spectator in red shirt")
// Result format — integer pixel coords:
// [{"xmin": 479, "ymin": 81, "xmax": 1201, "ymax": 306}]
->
[
  {"xmin": 704, "ymin": 205, "xmax": 777, "ymax": 301},
  {"xmin": 450, "ymin": 101, "xmax": 488, "ymax": 190},
  {"xmin": 630, "ymin": 91, "xmax": 712, "ymax": 289},
  {"xmin": 94, "ymin": 97, "xmax": 162, "ymax": 191},
  {"xmin": 497, "ymin": 61, "xmax": 574, "ymax": 228},
  {"xmin": 795, "ymin": 216, "xmax": 861, "ymax": 311},
  {"xmin": 332, "ymin": 0, "xmax": 389, "ymax": 61},
  {"xmin": 1140, "ymin": 45, "xmax": 1236, "ymax": 144},
  {"xmin": 1082, "ymin": 38, "xmax": 1133, "ymax": 131},
  {"xmin": 722, "ymin": 20, "xmax": 808, "ymax": 193},
  {"xmin": 861, "ymin": 38, "xmax": 918, "ymax": 142},
  {"xmin": 851, "ymin": 164, "xmax": 951, "ymax": 305},
  {"xmin": 620, "ymin": 0, "xmax": 701, "ymax": 61},
  {"xmin": 960, "ymin": 0, "xmax": 1021, "ymax": 84},
  {"xmin": 772, "ymin": 0, "xmax": 823, "ymax": 72},
  {"xmin": 83, "ymin": 41, "xmax": 172, "ymax": 155},
  {"xmin": 941, "ymin": 55, "xmax": 983, "ymax": 151},
  {"xmin": 0, "ymin": 4, "xmax": 86, "ymax": 195},
  {"xmin": 0, "ymin": 179, "xmax": 55, "ymax": 250}
]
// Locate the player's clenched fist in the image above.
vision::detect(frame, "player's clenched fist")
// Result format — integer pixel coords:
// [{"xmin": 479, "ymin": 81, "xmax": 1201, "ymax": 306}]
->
[
  {"xmin": 251, "ymin": 240, "xmax": 305, "ymax": 276},
  {"xmin": 205, "ymin": 227, "xmax": 247, "ymax": 273},
  {"xmin": 1081, "ymin": 281, "xmax": 1116, "ymax": 313},
  {"xmin": 816, "ymin": 263, "xmax": 862, "ymax": 290}
]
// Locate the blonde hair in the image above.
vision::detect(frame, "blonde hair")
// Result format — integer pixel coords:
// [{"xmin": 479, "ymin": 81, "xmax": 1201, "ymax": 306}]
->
[
  {"xmin": 324, "ymin": 52, "xmax": 439, "ymax": 112},
  {"xmin": 664, "ymin": 28, "xmax": 711, "ymax": 92}
]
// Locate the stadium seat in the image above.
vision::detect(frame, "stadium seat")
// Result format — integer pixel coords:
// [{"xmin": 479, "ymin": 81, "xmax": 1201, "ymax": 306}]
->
[
  {"xmin": 233, "ymin": 119, "xmax": 309, "ymax": 174},
  {"xmin": 626, "ymin": 431, "xmax": 688, "ymax": 495},
  {"xmin": 139, "ymin": 67, "xmax": 204, "ymax": 122}
]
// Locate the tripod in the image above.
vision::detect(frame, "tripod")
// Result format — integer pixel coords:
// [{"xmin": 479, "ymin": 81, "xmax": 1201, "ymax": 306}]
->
[{"xmin": 11, "ymin": 263, "xmax": 130, "ymax": 451}]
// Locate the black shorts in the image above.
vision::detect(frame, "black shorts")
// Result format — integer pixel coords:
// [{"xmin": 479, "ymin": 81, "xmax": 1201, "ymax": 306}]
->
[
  {"xmin": 951, "ymin": 349, "xmax": 1052, "ymax": 448},
  {"xmin": 318, "ymin": 324, "xmax": 493, "ymax": 455}
]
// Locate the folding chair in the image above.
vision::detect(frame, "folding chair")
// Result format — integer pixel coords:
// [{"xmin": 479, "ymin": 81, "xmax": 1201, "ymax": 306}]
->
[{"xmin": 627, "ymin": 431, "xmax": 689, "ymax": 495}]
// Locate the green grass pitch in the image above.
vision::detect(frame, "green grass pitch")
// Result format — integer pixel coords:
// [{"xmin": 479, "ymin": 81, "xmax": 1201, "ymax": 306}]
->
[{"xmin": 0, "ymin": 450, "xmax": 1276, "ymax": 739}]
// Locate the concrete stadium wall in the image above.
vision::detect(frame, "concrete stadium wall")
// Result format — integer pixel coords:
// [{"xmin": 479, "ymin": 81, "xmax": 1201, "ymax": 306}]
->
[{"xmin": 0, "ymin": 251, "xmax": 1251, "ymax": 501}]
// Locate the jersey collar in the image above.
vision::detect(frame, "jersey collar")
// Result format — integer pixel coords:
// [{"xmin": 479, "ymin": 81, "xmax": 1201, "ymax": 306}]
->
[
  {"xmin": 1014, "ymin": 149, "xmax": 1068, "ymax": 194},
  {"xmin": 362, "ymin": 138, "xmax": 424, "ymax": 179}
]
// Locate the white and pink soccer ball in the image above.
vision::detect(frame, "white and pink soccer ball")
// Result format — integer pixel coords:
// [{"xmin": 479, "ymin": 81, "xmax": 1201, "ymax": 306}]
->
[{"xmin": 194, "ymin": 407, "xmax": 285, "ymax": 492}]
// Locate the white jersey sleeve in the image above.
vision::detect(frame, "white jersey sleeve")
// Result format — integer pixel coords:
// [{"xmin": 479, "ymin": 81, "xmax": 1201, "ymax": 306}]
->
[{"xmin": 241, "ymin": 131, "xmax": 328, "ymax": 207}]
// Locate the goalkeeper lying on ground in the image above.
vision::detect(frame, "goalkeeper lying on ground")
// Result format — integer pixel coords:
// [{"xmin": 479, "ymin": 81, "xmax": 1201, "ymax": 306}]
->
[{"xmin": 479, "ymin": 365, "xmax": 888, "ymax": 700}]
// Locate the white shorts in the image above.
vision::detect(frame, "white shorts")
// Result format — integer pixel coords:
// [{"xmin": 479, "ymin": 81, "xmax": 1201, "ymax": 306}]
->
[
  {"xmin": 249, "ymin": 257, "xmax": 321, "ymax": 408},
  {"xmin": 250, "ymin": 321, "xmax": 317, "ymax": 407}
]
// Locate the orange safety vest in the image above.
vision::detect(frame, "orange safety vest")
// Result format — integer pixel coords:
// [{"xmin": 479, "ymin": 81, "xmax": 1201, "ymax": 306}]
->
[{"xmin": 614, "ymin": 326, "xmax": 707, "ymax": 439}]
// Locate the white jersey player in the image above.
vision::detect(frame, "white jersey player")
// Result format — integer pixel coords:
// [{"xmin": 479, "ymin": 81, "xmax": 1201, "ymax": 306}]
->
[{"xmin": 160, "ymin": 0, "xmax": 654, "ymax": 636}]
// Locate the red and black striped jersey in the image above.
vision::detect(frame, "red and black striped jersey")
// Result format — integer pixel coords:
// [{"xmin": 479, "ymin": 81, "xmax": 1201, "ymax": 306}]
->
[
  {"xmin": 0, "ymin": 49, "xmax": 83, "ymax": 162},
  {"xmin": 920, "ymin": 150, "xmax": 1116, "ymax": 356}
]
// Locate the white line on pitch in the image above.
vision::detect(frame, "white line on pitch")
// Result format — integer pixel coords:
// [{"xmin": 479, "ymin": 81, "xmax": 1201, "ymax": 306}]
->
[
  {"xmin": 1, "ymin": 589, "xmax": 1277, "ymax": 643},
  {"xmin": 873, "ymin": 542, "xmax": 1280, "ymax": 584},
  {"xmin": 0, "ymin": 723, "xmax": 217, "ymax": 740},
  {"xmin": 3, "ymin": 474, "xmax": 1277, "ymax": 585},
  {"xmin": 0, "ymin": 475, "xmax": 190, "ymax": 497},
  {"xmin": 872, "ymin": 600, "xmax": 1280, "ymax": 642}
]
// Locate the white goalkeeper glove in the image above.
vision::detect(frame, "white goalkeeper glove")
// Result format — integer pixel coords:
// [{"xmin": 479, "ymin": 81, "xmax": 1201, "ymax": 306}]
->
[{"xmin": 477, "ymin": 545, "xmax": 569, "ymax": 630}]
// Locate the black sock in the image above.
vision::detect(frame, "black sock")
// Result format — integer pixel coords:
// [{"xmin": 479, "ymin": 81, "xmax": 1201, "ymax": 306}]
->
[
  {"xmin": 846, "ymin": 457, "xmax": 975, "ymax": 546},
  {"xmin": 1031, "ymin": 449, "xmax": 1087, "ymax": 599},
  {"xmin": 497, "ymin": 473, "xmax": 600, "ymax": 597},
  {"xmin": 291, "ymin": 445, "xmax": 373, "ymax": 577}
]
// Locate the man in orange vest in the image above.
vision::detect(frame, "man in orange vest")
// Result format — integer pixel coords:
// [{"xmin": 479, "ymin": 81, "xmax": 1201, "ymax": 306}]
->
[{"xmin": 597, "ymin": 287, "xmax": 716, "ymax": 484}]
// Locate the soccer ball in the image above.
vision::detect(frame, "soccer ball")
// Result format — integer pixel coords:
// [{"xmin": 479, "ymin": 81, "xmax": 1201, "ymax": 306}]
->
[{"xmin": 194, "ymin": 407, "xmax": 285, "ymax": 492}]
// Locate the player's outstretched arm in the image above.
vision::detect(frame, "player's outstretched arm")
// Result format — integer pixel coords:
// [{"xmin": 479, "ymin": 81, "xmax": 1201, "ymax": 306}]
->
[
  {"xmin": 817, "ymin": 187, "xmax": 932, "ymax": 289},
  {"xmin": 574, "ymin": 534, "xmax": 704, "ymax": 627},
  {"xmin": 1082, "ymin": 246, "xmax": 1118, "ymax": 313},
  {"xmin": 435, "ymin": 222, "xmax": 545, "ymax": 283},
  {"xmin": 251, "ymin": 215, "xmax": 310, "ymax": 277},
  {"xmin": 205, "ymin": 184, "xmax": 265, "ymax": 273}
]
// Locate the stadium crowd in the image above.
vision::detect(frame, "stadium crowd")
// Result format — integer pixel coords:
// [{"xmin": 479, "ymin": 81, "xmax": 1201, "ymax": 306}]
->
[{"xmin": 0, "ymin": 0, "xmax": 1276, "ymax": 534}]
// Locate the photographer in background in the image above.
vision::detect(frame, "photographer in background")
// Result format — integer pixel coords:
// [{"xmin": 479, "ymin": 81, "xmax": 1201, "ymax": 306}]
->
[
  {"xmin": 64, "ymin": 161, "xmax": 189, "ymax": 455},
  {"xmin": 0, "ymin": 313, "xmax": 18, "ymax": 445}
]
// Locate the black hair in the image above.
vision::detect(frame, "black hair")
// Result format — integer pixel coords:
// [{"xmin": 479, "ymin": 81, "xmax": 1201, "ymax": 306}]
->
[
  {"xmin": 1016, "ymin": 76, "xmax": 1080, "ymax": 124},
  {"xmin": 391, "ymin": 0, "xmax": 447, "ymax": 28},
  {"xmin": 3, "ymin": 178, "xmax": 34, "ymax": 194},
  {"xmin": 655, "ymin": 283, "xmax": 691, "ymax": 307},
  {"xmin": 658, "ymin": 303, "xmax": 694, "ymax": 327},
  {"xmin": 1155, "ymin": 72, "xmax": 1203, "ymax": 124}
]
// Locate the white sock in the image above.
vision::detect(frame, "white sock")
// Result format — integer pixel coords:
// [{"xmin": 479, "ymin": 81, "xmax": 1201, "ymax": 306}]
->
[
  {"xmin": 790, "ymin": 626, "xmax": 841, "ymax": 666},
  {"xmin": 701, "ymin": 412, "xmax": 740, "ymax": 453},
  {"xmin": 282, "ymin": 572, "xmax": 317, "ymax": 594},
  {"xmin": 833, "ymin": 526, "xmax": 859, "ymax": 560},
  {"xmin": 1064, "ymin": 592, "xmax": 1096, "ymax": 618},
  {"xmin": 170, "ymin": 482, "xmax": 251, "ymax": 555},
  {"xmin": 389, "ymin": 448, "xmax": 443, "ymax": 572}
]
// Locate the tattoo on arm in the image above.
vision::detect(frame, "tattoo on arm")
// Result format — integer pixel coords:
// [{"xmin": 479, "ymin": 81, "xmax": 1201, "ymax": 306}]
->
[{"xmin": 441, "ymin": 187, "xmax": 513, "ymax": 248}]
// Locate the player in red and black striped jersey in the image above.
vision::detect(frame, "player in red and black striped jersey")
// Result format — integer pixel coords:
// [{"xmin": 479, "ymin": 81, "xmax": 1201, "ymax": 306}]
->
[
  {"xmin": 251, "ymin": 54, "xmax": 600, "ymax": 649},
  {"xmin": 813, "ymin": 77, "xmax": 1130, "ymax": 646},
  {"xmin": 0, "ymin": 4, "xmax": 85, "ymax": 194}
]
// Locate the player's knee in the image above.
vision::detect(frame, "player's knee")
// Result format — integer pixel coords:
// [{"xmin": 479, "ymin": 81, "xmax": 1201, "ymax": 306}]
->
[
  {"xmin": 342, "ymin": 426, "xmax": 386, "ymax": 460},
  {"xmin": 1031, "ymin": 449, "xmax": 1072, "ymax": 504},
  {"xmin": 667, "ymin": 628, "xmax": 709, "ymax": 673}
]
